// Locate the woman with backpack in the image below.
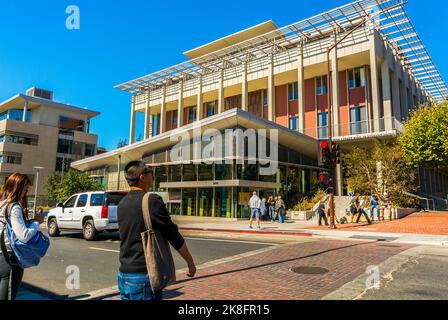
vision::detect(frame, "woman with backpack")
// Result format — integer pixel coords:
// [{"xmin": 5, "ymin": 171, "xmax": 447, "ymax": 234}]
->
[{"xmin": 0, "ymin": 173, "xmax": 46, "ymax": 300}]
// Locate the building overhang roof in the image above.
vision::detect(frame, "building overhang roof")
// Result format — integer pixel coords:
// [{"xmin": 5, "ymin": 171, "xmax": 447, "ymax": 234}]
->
[
  {"xmin": 71, "ymin": 108, "xmax": 318, "ymax": 171},
  {"xmin": 183, "ymin": 20, "xmax": 279, "ymax": 60},
  {"xmin": 114, "ymin": 0, "xmax": 447, "ymax": 103},
  {"xmin": 0, "ymin": 94, "xmax": 100, "ymax": 119}
]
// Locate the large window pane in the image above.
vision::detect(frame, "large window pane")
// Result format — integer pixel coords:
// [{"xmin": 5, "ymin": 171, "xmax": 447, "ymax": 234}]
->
[
  {"xmin": 168, "ymin": 165, "xmax": 182, "ymax": 182},
  {"xmin": 215, "ymin": 164, "xmax": 232, "ymax": 180},
  {"xmin": 59, "ymin": 116, "xmax": 85, "ymax": 132},
  {"xmin": 198, "ymin": 164, "xmax": 213, "ymax": 181},
  {"xmin": 183, "ymin": 164, "xmax": 197, "ymax": 181}
]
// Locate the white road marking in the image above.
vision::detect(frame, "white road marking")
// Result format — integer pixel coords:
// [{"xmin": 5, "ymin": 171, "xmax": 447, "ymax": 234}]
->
[{"xmin": 88, "ymin": 247, "xmax": 120, "ymax": 253}]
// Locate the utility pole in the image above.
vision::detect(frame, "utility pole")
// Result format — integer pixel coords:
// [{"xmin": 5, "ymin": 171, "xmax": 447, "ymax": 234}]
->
[{"xmin": 33, "ymin": 166, "xmax": 44, "ymax": 214}]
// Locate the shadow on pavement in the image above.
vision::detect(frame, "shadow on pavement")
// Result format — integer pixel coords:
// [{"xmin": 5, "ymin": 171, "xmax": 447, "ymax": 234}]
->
[{"xmin": 175, "ymin": 240, "xmax": 379, "ymax": 285}]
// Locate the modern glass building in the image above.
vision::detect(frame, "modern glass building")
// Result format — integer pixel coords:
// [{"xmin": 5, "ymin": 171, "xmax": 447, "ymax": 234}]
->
[{"xmin": 72, "ymin": 0, "xmax": 448, "ymax": 216}]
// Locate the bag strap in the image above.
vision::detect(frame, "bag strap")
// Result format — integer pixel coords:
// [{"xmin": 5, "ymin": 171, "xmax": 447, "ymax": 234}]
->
[{"xmin": 141, "ymin": 193, "xmax": 153, "ymax": 231}]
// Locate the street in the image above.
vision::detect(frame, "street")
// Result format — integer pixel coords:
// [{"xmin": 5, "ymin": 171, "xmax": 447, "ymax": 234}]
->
[{"xmin": 21, "ymin": 230, "xmax": 276, "ymax": 299}]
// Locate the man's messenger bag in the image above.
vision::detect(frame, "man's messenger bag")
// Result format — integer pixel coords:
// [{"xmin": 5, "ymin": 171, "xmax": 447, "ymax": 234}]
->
[{"xmin": 141, "ymin": 193, "xmax": 176, "ymax": 294}]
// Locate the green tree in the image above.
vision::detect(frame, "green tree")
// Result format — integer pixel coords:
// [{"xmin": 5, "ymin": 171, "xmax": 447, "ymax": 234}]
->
[
  {"xmin": 343, "ymin": 140, "xmax": 416, "ymax": 207},
  {"xmin": 46, "ymin": 169, "xmax": 104, "ymax": 202},
  {"xmin": 399, "ymin": 101, "xmax": 448, "ymax": 168}
]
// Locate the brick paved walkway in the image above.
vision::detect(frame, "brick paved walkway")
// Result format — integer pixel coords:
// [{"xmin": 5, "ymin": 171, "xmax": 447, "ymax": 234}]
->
[
  {"xmin": 103, "ymin": 240, "xmax": 413, "ymax": 300},
  {"xmin": 306, "ymin": 212, "xmax": 448, "ymax": 235}
]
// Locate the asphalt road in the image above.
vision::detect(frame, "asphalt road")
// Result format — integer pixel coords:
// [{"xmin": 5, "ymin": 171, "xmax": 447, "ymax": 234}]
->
[{"xmin": 21, "ymin": 230, "xmax": 273, "ymax": 299}]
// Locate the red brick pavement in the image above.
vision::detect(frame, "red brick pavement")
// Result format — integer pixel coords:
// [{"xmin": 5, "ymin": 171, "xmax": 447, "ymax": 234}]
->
[
  {"xmin": 153, "ymin": 240, "xmax": 413, "ymax": 300},
  {"xmin": 305, "ymin": 212, "xmax": 448, "ymax": 235}
]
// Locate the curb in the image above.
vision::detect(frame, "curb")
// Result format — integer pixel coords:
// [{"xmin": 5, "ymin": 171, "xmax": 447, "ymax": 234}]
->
[{"xmin": 179, "ymin": 227, "xmax": 313, "ymax": 237}]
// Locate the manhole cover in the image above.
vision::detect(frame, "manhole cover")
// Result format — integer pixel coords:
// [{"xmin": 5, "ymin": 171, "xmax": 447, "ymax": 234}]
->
[{"xmin": 291, "ymin": 266, "xmax": 329, "ymax": 275}]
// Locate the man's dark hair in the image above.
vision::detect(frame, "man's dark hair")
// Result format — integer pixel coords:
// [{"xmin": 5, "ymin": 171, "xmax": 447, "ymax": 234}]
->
[{"xmin": 124, "ymin": 161, "xmax": 152, "ymax": 187}]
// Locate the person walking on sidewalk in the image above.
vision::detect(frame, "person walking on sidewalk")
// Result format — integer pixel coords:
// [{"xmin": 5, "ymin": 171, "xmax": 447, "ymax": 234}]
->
[
  {"xmin": 350, "ymin": 194, "xmax": 360, "ymax": 224},
  {"xmin": 356, "ymin": 195, "xmax": 372, "ymax": 224},
  {"xmin": 317, "ymin": 200, "xmax": 329, "ymax": 226},
  {"xmin": 248, "ymin": 191, "xmax": 261, "ymax": 229},
  {"xmin": 0, "ymin": 173, "xmax": 46, "ymax": 300},
  {"xmin": 267, "ymin": 196, "xmax": 275, "ymax": 222},
  {"xmin": 117, "ymin": 161, "xmax": 196, "ymax": 301},
  {"xmin": 276, "ymin": 195, "xmax": 286, "ymax": 224}
]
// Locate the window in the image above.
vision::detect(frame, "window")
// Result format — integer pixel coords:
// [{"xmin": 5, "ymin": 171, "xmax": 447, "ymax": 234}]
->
[
  {"xmin": 348, "ymin": 67, "xmax": 366, "ymax": 89},
  {"xmin": 3, "ymin": 134, "xmax": 38, "ymax": 146},
  {"xmin": 152, "ymin": 114, "xmax": 159, "ymax": 136},
  {"xmin": 318, "ymin": 112, "xmax": 328, "ymax": 139},
  {"xmin": 64, "ymin": 195, "xmax": 78, "ymax": 208},
  {"xmin": 288, "ymin": 82, "xmax": 298, "ymax": 101},
  {"xmin": 172, "ymin": 110, "xmax": 178, "ymax": 126},
  {"xmin": 316, "ymin": 76, "xmax": 327, "ymax": 95},
  {"xmin": 76, "ymin": 194, "xmax": 88, "ymax": 207},
  {"xmin": 289, "ymin": 116, "xmax": 299, "ymax": 131},
  {"xmin": 57, "ymin": 139, "xmax": 73, "ymax": 154},
  {"xmin": 85, "ymin": 144, "xmax": 96, "ymax": 157},
  {"xmin": 59, "ymin": 116, "xmax": 85, "ymax": 132},
  {"xmin": 188, "ymin": 107, "xmax": 197, "ymax": 123},
  {"xmin": 205, "ymin": 102, "xmax": 215, "ymax": 117},
  {"xmin": 262, "ymin": 89, "xmax": 268, "ymax": 106},
  {"xmin": 90, "ymin": 194, "xmax": 105, "ymax": 207},
  {"xmin": 350, "ymin": 106, "xmax": 368, "ymax": 135},
  {"xmin": 56, "ymin": 157, "xmax": 72, "ymax": 172},
  {"xmin": 0, "ymin": 110, "xmax": 31, "ymax": 122},
  {"xmin": 0, "ymin": 153, "xmax": 22, "ymax": 165}
]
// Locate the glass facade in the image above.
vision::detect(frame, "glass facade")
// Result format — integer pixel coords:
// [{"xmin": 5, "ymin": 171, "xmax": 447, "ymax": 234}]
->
[{"xmin": 0, "ymin": 110, "xmax": 31, "ymax": 122}]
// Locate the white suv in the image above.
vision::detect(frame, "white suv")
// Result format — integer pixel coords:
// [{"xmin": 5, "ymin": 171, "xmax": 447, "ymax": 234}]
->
[{"xmin": 47, "ymin": 191, "xmax": 128, "ymax": 241}]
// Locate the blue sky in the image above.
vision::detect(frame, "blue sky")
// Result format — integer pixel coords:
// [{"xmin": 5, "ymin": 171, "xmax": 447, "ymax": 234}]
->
[{"xmin": 0, "ymin": 0, "xmax": 447, "ymax": 151}]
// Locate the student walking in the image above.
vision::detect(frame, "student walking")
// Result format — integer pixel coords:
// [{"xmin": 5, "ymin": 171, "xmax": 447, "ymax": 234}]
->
[
  {"xmin": 260, "ymin": 198, "xmax": 267, "ymax": 221},
  {"xmin": 276, "ymin": 195, "xmax": 286, "ymax": 224},
  {"xmin": 249, "ymin": 191, "xmax": 262, "ymax": 229},
  {"xmin": 350, "ymin": 194, "xmax": 360, "ymax": 224},
  {"xmin": 356, "ymin": 195, "xmax": 372, "ymax": 224},
  {"xmin": 267, "ymin": 196, "xmax": 275, "ymax": 222},
  {"xmin": 317, "ymin": 200, "xmax": 329, "ymax": 226},
  {"xmin": 117, "ymin": 161, "xmax": 196, "ymax": 301},
  {"xmin": 0, "ymin": 173, "xmax": 46, "ymax": 300},
  {"xmin": 370, "ymin": 195, "xmax": 380, "ymax": 221}
]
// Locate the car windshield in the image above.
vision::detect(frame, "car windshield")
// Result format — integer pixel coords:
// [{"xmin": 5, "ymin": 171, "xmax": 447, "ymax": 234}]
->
[{"xmin": 106, "ymin": 192, "xmax": 127, "ymax": 206}]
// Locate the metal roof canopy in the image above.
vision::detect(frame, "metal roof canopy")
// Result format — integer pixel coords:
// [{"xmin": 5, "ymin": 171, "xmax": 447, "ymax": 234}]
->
[{"xmin": 114, "ymin": 0, "xmax": 447, "ymax": 102}]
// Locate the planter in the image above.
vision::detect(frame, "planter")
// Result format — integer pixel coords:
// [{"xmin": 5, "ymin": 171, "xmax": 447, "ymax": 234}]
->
[{"xmin": 288, "ymin": 210, "xmax": 315, "ymax": 221}]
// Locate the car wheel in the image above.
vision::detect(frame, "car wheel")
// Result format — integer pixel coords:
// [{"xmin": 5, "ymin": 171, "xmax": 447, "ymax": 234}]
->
[
  {"xmin": 47, "ymin": 218, "xmax": 60, "ymax": 237},
  {"xmin": 83, "ymin": 219, "xmax": 97, "ymax": 241}
]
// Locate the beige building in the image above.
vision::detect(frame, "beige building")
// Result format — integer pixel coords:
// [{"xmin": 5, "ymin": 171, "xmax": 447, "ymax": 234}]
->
[{"xmin": 0, "ymin": 87, "xmax": 100, "ymax": 205}]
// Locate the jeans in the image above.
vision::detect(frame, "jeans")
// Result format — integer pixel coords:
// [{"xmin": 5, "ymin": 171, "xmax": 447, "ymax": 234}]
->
[
  {"xmin": 318, "ymin": 213, "xmax": 329, "ymax": 226},
  {"xmin": 356, "ymin": 208, "xmax": 371, "ymax": 224},
  {"xmin": 278, "ymin": 209, "xmax": 285, "ymax": 223},
  {"xmin": 250, "ymin": 208, "xmax": 260, "ymax": 220},
  {"xmin": 118, "ymin": 272, "xmax": 163, "ymax": 301},
  {"xmin": 0, "ymin": 253, "xmax": 24, "ymax": 301},
  {"xmin": 269, "ymin": 206, "xmax": 275, "ymax": 221},
  {"xmin": 370, "ymin": 206, "xmax": 379, "ymax": 218}
]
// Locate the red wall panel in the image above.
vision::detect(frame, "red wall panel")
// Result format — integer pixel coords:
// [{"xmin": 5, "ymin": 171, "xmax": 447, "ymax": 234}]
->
[
  {"xmin": 316, "ymin": 94, "xmax": 328, "ymax": 113},
  {"xmin": 275, "ymin": 85, "xmax": 288, "ymax": 128},
  {"xmin": 348, "ymin": 87, "xmax": 366, "ymax": 107},
  {"xmin": 289, "ymin": 100, "xmax": 298, "ymax": 117},
  {"xmin": 304, "ymin": 79, "xmax": 316, "ymax": 138},
  {"xmin": 339, "ymin": 70, "xmax": 350, "ymax": 136}
]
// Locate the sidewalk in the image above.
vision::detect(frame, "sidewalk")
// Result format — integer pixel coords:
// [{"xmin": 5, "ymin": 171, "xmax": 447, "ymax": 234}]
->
[
  {"xmin": 101, "ymin": 239, "xmax": 415, "ymax": 300},
  {"xmin": 175, "ymin": 212, "xmax": 448, "ymax": 246}
]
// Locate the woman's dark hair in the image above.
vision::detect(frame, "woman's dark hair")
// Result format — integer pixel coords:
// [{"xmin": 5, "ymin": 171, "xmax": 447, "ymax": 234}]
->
[{"xmin": 0, "ymin": 173, "xmax": 31, "ymax": 220}]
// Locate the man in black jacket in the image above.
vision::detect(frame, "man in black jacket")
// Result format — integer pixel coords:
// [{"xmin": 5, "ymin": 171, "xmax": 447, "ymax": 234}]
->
[{"xmin": 117, "ymin": 161, "xmax": 196, "ymax": 300}]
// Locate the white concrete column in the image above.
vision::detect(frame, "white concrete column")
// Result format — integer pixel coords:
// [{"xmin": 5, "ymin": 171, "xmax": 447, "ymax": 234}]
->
[
  {"xmin": 297, "ymin": 43, "xmax": 305, "ymax": 133},
  {"xmin": 268, "ymin": 53, "xmax": 275, "ymax": 122},
  {"xmin": 369, "ymin": 37, "xmax": 381, "ymax": 133},
  {"xmin": 391, "ymin": 65, "xmax": 401, "ymax": 122},
  {"xmin": 242, "ymin": 62, "xmax": 248, "ymax": 111},
  {"xmin": 218, "ymin": 69, "xmax": 224, "ymax": 114},
  {"xmin": 144, "ymin": 89, "xmax": 151, "ymax": 139},
  {"xmin": 196, "ymin": 76, "xmax": 203, "ymax": 121},
  {"xmin": 381, "ymin": 60, "xmax": 393, "ymax": 131},
  {"xmin": 160, "ymin": 85, "xmax": 167, "ymax": 133},
  {"xmin": 178, "ymin": 80, "xmax": 184, "ymax": 128},
  {"xmin": 336, "ymin": 163, "xmax": 343, "ymax": 196},
  {"xmin": 400, "ymin": 67, "xmax": 408, "ymax": 122},
  {"xmin": 331, "ymin": 34, "xmax": 340, "ymax": 137},
  {"xmin": 129, "ymin": 96, "xmax": 136, "ymax": 144},
  {"xmin": 23, "ymin": 101, "xmax": 28, "ymax": 122}
]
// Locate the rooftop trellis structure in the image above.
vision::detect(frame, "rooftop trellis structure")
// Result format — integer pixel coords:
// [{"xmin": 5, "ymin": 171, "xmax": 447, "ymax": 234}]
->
[{"xmin": 114, "ymin": 0, "xmax": 447, "ymax": 102}]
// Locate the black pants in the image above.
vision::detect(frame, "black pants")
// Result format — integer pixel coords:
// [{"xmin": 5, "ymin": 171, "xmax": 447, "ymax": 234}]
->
[
  {"xmin": 0, "ymin": 253, "xmax": 24, "ymax": 300},
  {"xmin": 318, "ymin": 213, "xmax": 329, "ymax": 226},
  {"xmin": 356, "ymin": 209, "xmax": 371, "ymax": 224}
]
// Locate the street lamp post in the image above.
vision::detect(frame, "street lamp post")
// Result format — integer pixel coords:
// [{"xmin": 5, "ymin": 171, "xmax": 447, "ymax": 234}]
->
[{"xmin": 33, "ymin": 166, "xmax": 44, "ymax": 215}]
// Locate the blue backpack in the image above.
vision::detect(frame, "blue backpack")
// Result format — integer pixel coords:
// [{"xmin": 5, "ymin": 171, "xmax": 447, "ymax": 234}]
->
[{"xmin": 1, "ymin": 203, "xmax": 50, "ymax": 269}]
